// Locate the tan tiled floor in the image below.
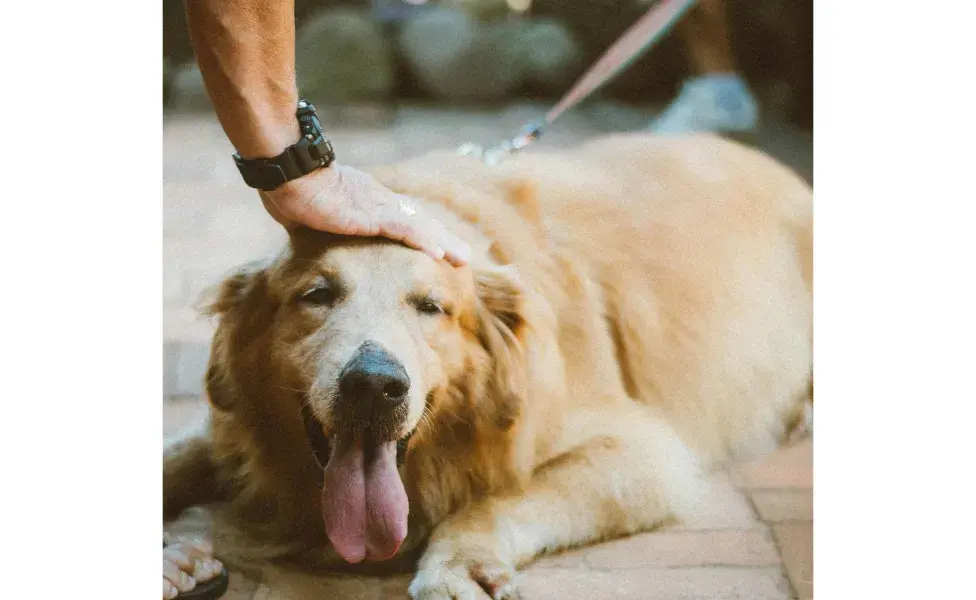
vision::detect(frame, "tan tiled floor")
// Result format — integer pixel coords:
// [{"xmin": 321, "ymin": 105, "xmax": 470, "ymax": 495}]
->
[{"xmin": 164, "ymin": 106, "xmax": 813, "ymax": 599}]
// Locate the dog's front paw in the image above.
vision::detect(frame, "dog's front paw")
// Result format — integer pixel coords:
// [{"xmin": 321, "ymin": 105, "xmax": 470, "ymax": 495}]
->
[{"xmin": 409, "ymin": 543, "xmax": 518, "ymax": 600}]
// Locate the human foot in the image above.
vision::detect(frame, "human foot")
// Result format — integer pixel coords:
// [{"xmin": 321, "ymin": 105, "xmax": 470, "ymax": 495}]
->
[{"xmin": 163, "ymin": 535, "xmax": 227, "ymax": 600}]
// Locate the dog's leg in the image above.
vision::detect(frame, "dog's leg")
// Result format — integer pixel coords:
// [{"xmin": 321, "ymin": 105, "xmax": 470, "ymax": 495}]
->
[
  {"xmin": 409, "ymin": 412, "xmax": 709, "ymax": 600},
  {"xmin": 164, "ymin": 417, "xmax": 219, "ymax": 519}
]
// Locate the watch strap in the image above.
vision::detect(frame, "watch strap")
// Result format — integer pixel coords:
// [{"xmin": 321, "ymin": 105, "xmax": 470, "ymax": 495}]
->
[{"xmin": 233, "ymin": 100, "xmax": 336, "ymax": 191}]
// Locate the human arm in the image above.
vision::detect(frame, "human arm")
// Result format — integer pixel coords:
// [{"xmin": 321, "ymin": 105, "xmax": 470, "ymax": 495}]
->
[{"xmin": 183, "ymin": 0, "xmax": 470, "ymax": 265}]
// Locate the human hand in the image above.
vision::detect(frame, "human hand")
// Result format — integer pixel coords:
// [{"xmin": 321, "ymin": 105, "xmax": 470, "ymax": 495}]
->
[{"xmin": 260, "ymin": 163, "xmax": 471, "ymax": 266}]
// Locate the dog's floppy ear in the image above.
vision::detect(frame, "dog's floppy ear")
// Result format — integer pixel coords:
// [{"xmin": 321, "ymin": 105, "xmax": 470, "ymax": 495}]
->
[
  {"xmin": 473, "ymin": 264, "xmax": 527, "ymax": 429},
  {"xmin": 202, "ymin": 266, "xmax": 255, "ymax": 316},
  {"xmin": 199, "ymin": 261, "xmax": 274, "ymax": 411}
]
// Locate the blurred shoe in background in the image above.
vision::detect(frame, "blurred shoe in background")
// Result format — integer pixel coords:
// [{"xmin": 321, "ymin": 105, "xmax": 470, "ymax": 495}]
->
[{"xmin": 649, "ymin": 73, "xmax": 758, "ymax": 134}]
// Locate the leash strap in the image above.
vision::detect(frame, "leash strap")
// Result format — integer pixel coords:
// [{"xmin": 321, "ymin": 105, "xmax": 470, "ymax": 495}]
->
[{"xmin": 460, "ymin": 0, "xmax": 698, "ymax": 163}]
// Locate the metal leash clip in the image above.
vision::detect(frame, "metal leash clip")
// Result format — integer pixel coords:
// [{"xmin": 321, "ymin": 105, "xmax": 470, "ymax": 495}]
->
[
  {"xmin": 457, "ymin": 121, "xmax": 545, "ymax": 165},
  {"xmin": 456, "ymin": 0, "xmax": 697, "ymax": 165}
]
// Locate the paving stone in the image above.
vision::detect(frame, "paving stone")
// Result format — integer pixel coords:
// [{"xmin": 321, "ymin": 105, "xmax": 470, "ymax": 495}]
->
[
  {"xmin": 253, "ymin": 564, "xmax": 790, "ymax": 600},
  {"xmin": 518, "ymin": 567, "xmax": 790, "ymax": 600},
  {"xmin": 164, "ymin": 307, "xmax": 217, "ymax": 345},
  {"xmin": 174, "ymin": 341, "xmax": 210, "ymax": 398},
  {"xmin": 163, "ymin": 340, "xmax": 181, "ymax": 398},
  {"xmin": 225, "ymin": 571, "xmax": 262, "ymax": 600},
  {"xmin": 163, "ymin": 397, "xmax": 207, "ymax": 437},
  {"xmin": 163, "ymin": 116, "xmax": 239, "ymax": 183},
  {"xmin": 773, "ymin": 521, "xmax": 813, "ymax": 599},
  {"xmin": 255, "ymin": 568, "xmax": 410, "ymax": 600},
  {"xmin": 581, "ymin": 529, "xmax": 780, "ymax": 569},
  {"xmin": 179, "ymin": 267, "xmax": 228, "ymax": 309},
  {"xmin": 674, "ymin": 471, "xmax": 759, "ymax": 531},
  {"xmin": 327, "ymin": 129, "xmax": 402, "ymax": 167},
  {"xmin": 378, "ymin": 574, "xmax": 414, "ymax": 600},
  {"xmin": 752, "ymin": 489, "xmax": 813, "ymax": 523},
  {"xmin": 532, "ymin": 547, "xmax": 590, "ymax": 569},
  {"xmin": 164, "ymin": 246, "xmax": 183, "ymax": 303},
  {"xmin": 205, "ymin": 202, "xmax": 284, "ymax": 257},
  {"xmin": 733, "ymin": 439, "xmax": 813, "ymax": 490}
]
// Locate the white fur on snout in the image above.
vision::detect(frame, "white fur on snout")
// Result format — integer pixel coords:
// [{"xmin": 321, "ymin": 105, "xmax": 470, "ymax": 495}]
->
[{"xmin": 309, "ymin": 317, "xmax": 429, "ymax": 439}]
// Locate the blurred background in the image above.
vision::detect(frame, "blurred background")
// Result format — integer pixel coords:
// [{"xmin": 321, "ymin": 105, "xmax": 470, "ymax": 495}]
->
[
  {"xmin": 164, "ymin": 0, "xmax": 812, "ymax": 131},
  {"xmin": 163, "ymin": 0, "xmax": 812, "ymax": 413}
]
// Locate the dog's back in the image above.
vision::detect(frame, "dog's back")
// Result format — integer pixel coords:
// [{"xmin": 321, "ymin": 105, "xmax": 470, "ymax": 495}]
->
[
  {"xmin": 377, "ymin": 133, "xmax": 812, "ymax": 465},
  {"xmin": 165, "ymin": 134, "xmax": 814, "ymax": 582},
  {"xmin": 517, "ymin": 133, "xmax": 813, "ymax": 464}
]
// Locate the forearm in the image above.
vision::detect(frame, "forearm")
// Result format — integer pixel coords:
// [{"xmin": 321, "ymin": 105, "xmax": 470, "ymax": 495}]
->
[{"xmin": 184, "ymin": 0, "xmax": 301, "ymax": 159}]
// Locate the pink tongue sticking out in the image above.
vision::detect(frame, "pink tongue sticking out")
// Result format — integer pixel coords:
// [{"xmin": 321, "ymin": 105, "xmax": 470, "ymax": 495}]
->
[{"xmin": 321, "ymin": 435, "xmax": 408, "ymax": 563}]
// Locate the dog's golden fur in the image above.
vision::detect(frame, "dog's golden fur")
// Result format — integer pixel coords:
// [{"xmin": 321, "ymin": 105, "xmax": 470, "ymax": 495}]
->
[{"xmin": 164, "ymin": 133, "xmax": 812, "ymax": 598}]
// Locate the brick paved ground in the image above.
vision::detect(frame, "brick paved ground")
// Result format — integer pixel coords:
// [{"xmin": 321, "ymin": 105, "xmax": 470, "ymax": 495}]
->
[{"xmin": 164, "ymin": 104, "xmax": 813, "ymax": 599}]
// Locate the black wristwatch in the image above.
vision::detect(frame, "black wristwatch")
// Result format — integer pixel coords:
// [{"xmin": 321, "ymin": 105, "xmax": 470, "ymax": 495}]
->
[{"xmin": 233, "ymin": 100, "xmax": 336, "ymax": 191}]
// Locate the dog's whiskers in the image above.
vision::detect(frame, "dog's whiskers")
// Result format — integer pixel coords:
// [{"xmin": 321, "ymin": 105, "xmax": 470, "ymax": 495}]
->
[{"xmin": 274, "ymin": 385, "xmax": 308, "ymax": 395}]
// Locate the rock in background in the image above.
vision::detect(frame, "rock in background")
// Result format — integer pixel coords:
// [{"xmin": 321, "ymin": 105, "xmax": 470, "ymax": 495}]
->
[
  {"xmin": 163, "ymin": 56, "xmax": 173, "ymax": 105},
  {"xmin": 163, "ymin": 0, "xmax": 812, "ymax": 130},
  {"xmin": 169, "ymin": 63, "xmax": 210, "ymax": 112},
  {"xmin": 295, "ymin": 8, "xmax": 394, "ymax": 105},
  {"xmin": 519, "ymin": 18, "xmax": 584, "ymax": 94},
  {"xmin": 398, "ymin": 7, "xmax": 583, "ymax": 103},
  {"xmin": 398, "ymin": 8, "xmax": 524, "ymax": 102}
]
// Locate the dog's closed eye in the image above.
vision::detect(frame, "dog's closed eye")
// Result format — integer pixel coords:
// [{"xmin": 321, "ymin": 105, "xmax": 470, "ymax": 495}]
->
[
  {"xmin": 301, "ymin": 284, "xmax": 340, "ymax": 307},
  {"xmin": 413, "ymin": 297, "xmax": 450, "ymax": 317}
]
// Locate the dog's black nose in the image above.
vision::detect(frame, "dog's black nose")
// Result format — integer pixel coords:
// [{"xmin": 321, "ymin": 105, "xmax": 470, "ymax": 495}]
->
[{"xmin": 338, "ymin": 342, "xmax": 410, "ymax": 407}]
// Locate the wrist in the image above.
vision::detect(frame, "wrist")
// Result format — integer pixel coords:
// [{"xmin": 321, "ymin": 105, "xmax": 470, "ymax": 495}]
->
[{"xmin": 228, "ymin": 103, "xmax": 302, "ymax": 160}]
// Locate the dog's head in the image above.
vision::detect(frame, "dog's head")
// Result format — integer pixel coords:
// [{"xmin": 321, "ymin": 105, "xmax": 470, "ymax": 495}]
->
[{"xmin": 203, "ymin": 227, "xmax": 528, "ymax": 564}]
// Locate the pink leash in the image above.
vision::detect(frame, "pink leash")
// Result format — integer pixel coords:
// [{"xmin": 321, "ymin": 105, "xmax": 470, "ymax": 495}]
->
[{"xmin": 460, "ymin": 0, "xmax": 698, "ymax": 163}]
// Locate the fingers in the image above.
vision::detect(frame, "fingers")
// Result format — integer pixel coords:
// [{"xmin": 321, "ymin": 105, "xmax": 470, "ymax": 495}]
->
[
  {"xmin": 260, "ymin": 164, "xmax": 472, "ymax": 266},
  {"xmin": 382, "ymin": 196, "xmax": 471, "ymax": 267},
  {"xmin": 437, "ymin": 226, "xmax": 472, "ymax": 267},
  {"xmin": 382, "ymin": 212, "xmax": 446, "ymax": 262}
]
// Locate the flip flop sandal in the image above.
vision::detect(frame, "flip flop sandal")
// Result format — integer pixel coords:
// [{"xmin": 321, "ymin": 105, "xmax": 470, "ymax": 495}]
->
[{"xmin": 164, "ymin": 540, "xmax": 230, "ymax": 600}]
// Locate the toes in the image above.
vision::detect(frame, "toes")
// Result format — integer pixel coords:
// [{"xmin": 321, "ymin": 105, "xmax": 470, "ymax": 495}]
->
[
  {"xmin": 163, "ymin": 536, "xmax": 223, "ymax": 597},
  {"xmin": 187, "ymin": 537, "xmax": 214, "ymax": 556},
  {"xmin": 192, "ymin": 559, "xmax": 213, "ymax": 583},
  {"xmin": 472, "ymin": 563, "xmax": 519, "ymax": 600},
  {"xmin": 409, "ymin": 566, "xmax": 498, "ymax": 600},
  {"xmin": 162, "ymin": 557, "xmax": 183, "ymax": 585},
  {"xmin": 165, "ymin": 539, "xmax": 223, "ymax": 581},
  {"xmin": 191, "ymin": 557, "xmax": 224, "ymax": 583},
  {"xmin": 163, "ymin": 558, "xmax": 196, "ymax": 593},
  {"xmin": 176, "ymin": 570, "xmax": 196, "ymax": 593},
  {"xmin": 163, "ymin": 578, "xmax": 180, "ymax": 600},
  {"xmin": 166, "ymin": 540, "xmax": 213, "ymax": 564},
  {"xmin": 163, "ymin": 548, "xmax": 194, "ymax": 572}
]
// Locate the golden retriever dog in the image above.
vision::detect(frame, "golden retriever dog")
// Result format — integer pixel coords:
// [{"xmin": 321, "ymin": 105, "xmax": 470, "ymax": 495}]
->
[{"xmin": 164, "ymin": 132, "xmax": 812, "ymax": 599}]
